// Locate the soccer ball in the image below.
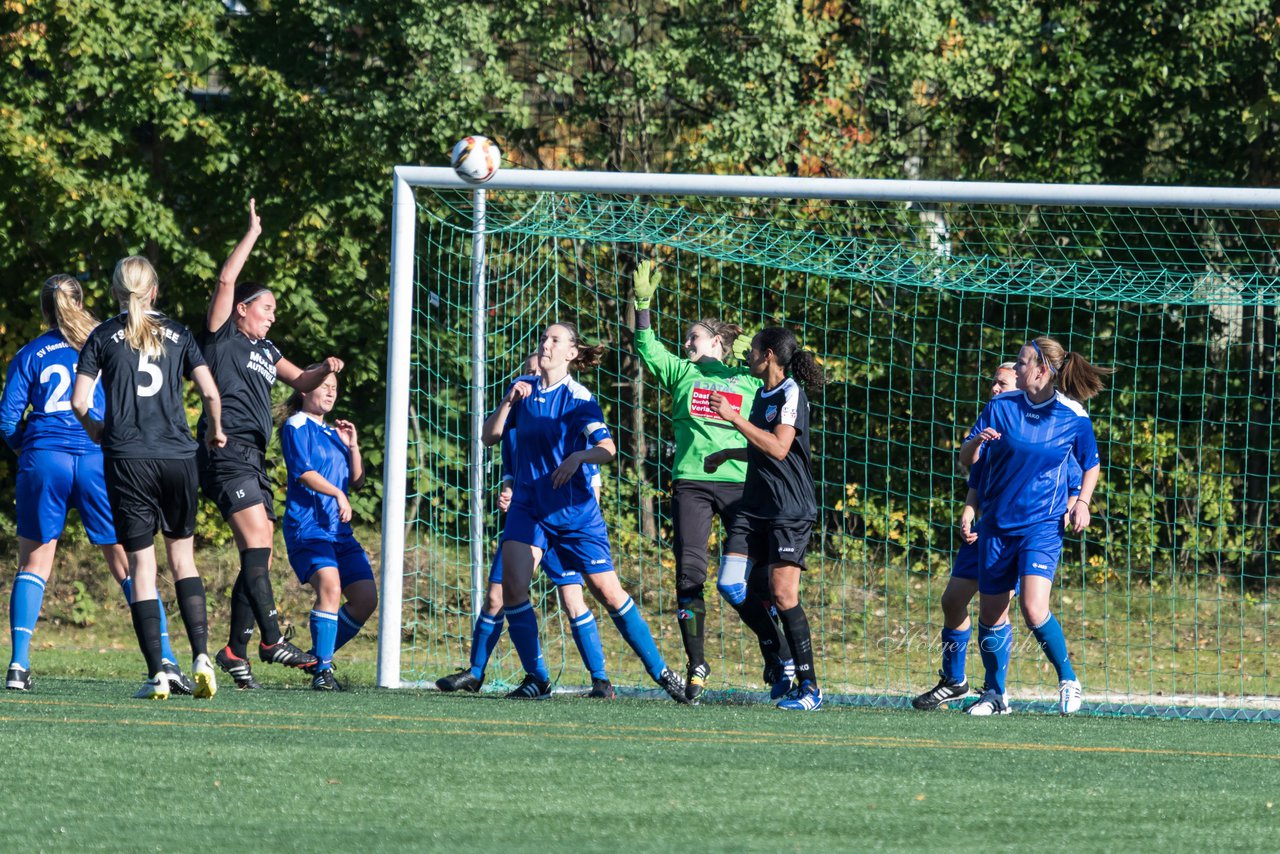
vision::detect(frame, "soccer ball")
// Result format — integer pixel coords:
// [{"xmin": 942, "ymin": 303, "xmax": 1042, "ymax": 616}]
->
[{"xmin": 450, "ymin": 135, "xmax": 501, "ymax": 184}]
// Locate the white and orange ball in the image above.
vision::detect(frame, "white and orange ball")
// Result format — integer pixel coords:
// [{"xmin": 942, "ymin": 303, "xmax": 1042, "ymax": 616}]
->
[{"xmin": 450, "ymin": 135, "xmax": 502, "ymax": 184}]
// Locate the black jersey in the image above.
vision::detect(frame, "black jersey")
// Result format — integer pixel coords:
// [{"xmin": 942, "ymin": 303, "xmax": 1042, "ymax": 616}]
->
[
  {"xmin": 197, "ymin": 316, "xmax": 283, "ymax": 451},
  {"xmin": 77, "ymin": 313, "xmax": 206, "ymax": 459},
  {"xmin": 740, "ymin": 377, "xmax": 817, "ymax": 522}
]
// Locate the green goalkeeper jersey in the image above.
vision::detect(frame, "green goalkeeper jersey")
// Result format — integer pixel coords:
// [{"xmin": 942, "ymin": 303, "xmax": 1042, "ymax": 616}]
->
[{"xmin": 634, "ymin": 327, "xmax": 763, "ymax": 483}]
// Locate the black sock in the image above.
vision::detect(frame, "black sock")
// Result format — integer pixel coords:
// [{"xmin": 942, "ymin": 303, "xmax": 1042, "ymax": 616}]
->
[
  {"xmin": 776, "ymin": 604, "xmax": 817, "ymax": 688},
  {"xmin": 241, "ymin": 548, "xmax": 282, "ymax": 646},
  {"xmin": 130, "ymin": 598, "xmax": 165, "ymax": 677},
  {"xmin": 676, "ymin": 589, "xmax": 706, "ymax": 666},
  {"xmin": 770, "ymin": 609, "xmax": 794, "ymax": 663},
  {"xmin": 745, "ymin": 563, "xmax": 792, "ymax": 664},
  {"xmin": 733, "ymin": 595, "xmax": 785, "ymax": 661},
  {"xmin": 174, "ymin": 577, "xmax": 209, "ymax": 658},
  {"xmin": 228, "ymin": 572, "xmax": 255, "ymax": 658}
]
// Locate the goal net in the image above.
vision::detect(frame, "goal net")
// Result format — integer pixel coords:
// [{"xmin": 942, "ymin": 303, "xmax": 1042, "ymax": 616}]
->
[{"xmin": 379, "ymin": 168, "xmax": 1280, "ymax": 720}]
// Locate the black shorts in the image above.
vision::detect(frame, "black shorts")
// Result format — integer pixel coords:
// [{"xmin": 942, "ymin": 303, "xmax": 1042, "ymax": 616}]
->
[
  {"xmin": 198, "ymin": 440, "xmax": 276, "ymax": 522},
  {"xmin": 671, "ymin": 479, "xmax": 748, "ymax": 591},
  {"xmin": 104, "ymin": 457, "xmax": 199, "ymax": 551},
  {"xmin": 726, "ymin": 513, "xmax": 813, "ymax": 570}
]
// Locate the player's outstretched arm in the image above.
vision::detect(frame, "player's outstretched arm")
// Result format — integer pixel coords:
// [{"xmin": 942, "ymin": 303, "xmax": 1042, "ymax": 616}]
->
[
  {"xmin": 278, "ymin": 356, "xmax": 345, "ymax": 392},
  {"xmin": 208, "ymin": 198, "xmax": 262, "ymax": 331},
  {"xmin": 632, "ymin": 259, "xmax": 661, "ymax": 330}
]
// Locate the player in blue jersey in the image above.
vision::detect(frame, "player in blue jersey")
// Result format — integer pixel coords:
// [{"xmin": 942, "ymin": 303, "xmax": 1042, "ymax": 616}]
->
[
  {"xmin": 961, "ymin": 336, "xmax": 1111, "ymax": 716},
  {"xmin": 481, "ymin": 323, "xmax": 688, "ymax": 702},
  {"xmin": 2, "ymin": 275, "xmax": 191, "ymax": 693},
  {"xmin": 279, "ymin": 372, "xmax": 378, "ymax": 691},
  {"xmin": 436, "ymin": 356, "xmax": 615, "ymax": 698},
  {"xmin": 706, "ymin": 327, "xmax": 826, "ymax": 711},
  {"xmin": 913, "ymin": 361, "xmax": 1074, "ymax": 709},
  {"xmin": 72, "ymin": 256, "xmax": 226, "ymax": 700}
]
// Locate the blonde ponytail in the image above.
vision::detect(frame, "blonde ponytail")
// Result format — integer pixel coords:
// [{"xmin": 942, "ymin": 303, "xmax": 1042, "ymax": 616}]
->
[
  {"xmin": 40, "ymin": 274, "xmax": 98, "ymax": 351},
  {"xmin": 111, "ymin": 256, "xmax": 164, "ymax": 358}
]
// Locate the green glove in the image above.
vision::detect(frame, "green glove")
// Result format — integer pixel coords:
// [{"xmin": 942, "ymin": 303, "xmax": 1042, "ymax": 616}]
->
[
  {"xmin": 732, "ymin": 331, "xmax": 753, "ymax": 362},
  {"xmin": 633, "ymin": 259, "xmax": 661, "ymax": 310}
]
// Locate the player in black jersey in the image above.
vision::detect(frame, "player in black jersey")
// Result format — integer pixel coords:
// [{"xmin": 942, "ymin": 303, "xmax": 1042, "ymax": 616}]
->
[
  {"xmin": 200, "ymin": 201, "xmax": 343, "ymax": 688},
  {"xmin": 705, "ymin": 326, "xmax": 826, "ymax": 711},
  {"xmin": 72, "ymin": 255, "xmax": 226, "ymax": 700}
]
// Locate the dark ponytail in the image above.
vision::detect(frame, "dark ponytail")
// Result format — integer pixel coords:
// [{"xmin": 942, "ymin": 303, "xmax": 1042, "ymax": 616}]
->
[
  {"xmin": 555, "ymin": 321, "xmax": 607, "ymax": 371},
  {"xmin": 756, "ymin": 326, "xmax": 826, "ymax": 390},
  {"xmin": 1032, "ymin": 335, "xmax": 1113, "ymax": 402}
]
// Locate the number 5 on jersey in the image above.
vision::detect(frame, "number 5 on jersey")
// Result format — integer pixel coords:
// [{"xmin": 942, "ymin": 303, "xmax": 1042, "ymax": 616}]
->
[{"xmin": 137, "ymin": 354, "xmax": 163, "ymax": 397}]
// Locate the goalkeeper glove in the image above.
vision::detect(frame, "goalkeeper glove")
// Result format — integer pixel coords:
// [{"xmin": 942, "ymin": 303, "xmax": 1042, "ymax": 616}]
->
[
  {"xmin": 633, "ymin": 259, "xmax": 661, "ymax": 310},
  {"xmin": 732, "ymin": 332, "xmax": 753, "ymax": 362}
]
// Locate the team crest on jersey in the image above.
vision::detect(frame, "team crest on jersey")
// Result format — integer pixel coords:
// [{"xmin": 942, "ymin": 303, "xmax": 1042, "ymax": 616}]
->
[{"xmin": 765, "ymin": 405, "xmax": 777, "ymax": 423}]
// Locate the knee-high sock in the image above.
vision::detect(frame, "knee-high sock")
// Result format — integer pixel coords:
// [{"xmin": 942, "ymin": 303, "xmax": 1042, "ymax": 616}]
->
[
  {"xmin": 120, "ymin": 576, "xmax": 176, "ymax": 664},
  {"xmin": 776, "ymin": 604, "xmax": 817, "ymax": 687},
  {"xmin": 309, "ymin": 609, "xmax": 339, "ymax": 671},
  {"xmin": 227, "ymin": 572, "xmax": 255, "ymax": 658},
  {"xmin": 130, "ymin": 598, "xmax": 165, "ymax": 677},
  {"xmin": 9, "ymin": 572, "xmax": 46, "ymax": 670},
  {"xmin": 977, "ymin": 620, "xmax": 1013, "ymax": 695},
  {"xmin": 676, "ymin": 590, "xmax": 706, "ymax": 667},
  {"xmin": 174, "ymin": 577, "xmax": 209, "ymax": 658},
  {"xmin": 504, "ymin": 601, "xmax": 549, "ymax": 681},
  {"xmin": 608, "ymin": 596, "xmax": 667, "ymax": 681},
  {"xmin": 570, "ymin": 611, "xmax": 608, "ymax": 680},
  {"xmin": 334, "ymin": 606, "xmax": 365, "ymax": 652},
  {"xmin": 1030, "ymin": 613, "xmax": 1076, "ymax": 681},
  {"xmin": 241, "ymin": 548, "xmax": 282, "ymax": 646},
  {"xmin": 941, "ymin": 626, "xmax": 971, "ymax": 684},
  {"xmin": 468, "ymin": 609, "xmax": 505, "ymax": 680}
]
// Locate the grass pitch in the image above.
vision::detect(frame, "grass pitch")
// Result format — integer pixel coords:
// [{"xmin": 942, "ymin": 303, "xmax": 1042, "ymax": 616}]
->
[{"xmin": 3, "ymin": 666, "xmax": 1278, "ymax": 852}]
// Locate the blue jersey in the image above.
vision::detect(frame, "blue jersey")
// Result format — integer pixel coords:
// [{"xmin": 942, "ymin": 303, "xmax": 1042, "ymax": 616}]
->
[
  {"xmin": 966, "ymin": 441, "xmax": 1083, "ymax": 497},
  {"xmin": 281, "ymin": 412, "xmax": 354, "ymax": 542},
  {"xmin": 971, "ymin": 390, "xmax": 1099, "ymax": 532},
  {"xmin": 503, "ymin": 374, "xmax": 611, "ymax": 526},
  {"xmin": 501, "ymin": 413, "xmax": 602, "ymax": 493},
  {"xmin": 0, "ymin": 330, "xmax": 103, "ymax": 455}
]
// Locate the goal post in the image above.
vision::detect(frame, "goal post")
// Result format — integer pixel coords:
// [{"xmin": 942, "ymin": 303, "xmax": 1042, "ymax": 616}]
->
[{"xmin": 379, "ymin": 165, "xmax": 1280, "ymax": 720}]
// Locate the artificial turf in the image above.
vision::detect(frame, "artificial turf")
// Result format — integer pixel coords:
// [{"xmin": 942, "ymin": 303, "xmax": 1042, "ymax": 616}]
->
[{"xmin": 2, "ymin": 666, "xmax": 1277, "ymax": 852}]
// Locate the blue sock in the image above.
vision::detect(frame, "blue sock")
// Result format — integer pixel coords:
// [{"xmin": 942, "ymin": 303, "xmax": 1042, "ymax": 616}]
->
[
  {"xmin": 977, "ymin": 621, "xmax": 1013, "ymax": 695},
  {"xmin": 504, "ymin": 601, "xmax": 549, "ymax": 681},
  {"xmin": 120, "ymin": 577, "xmax": 176, "ymax": 663},
  {"xmin": 570, "ymin": 611, "xmax": 607, "ymax": 680},
  {"xmin": 309, "ymin": 609, "xmax": 339, "ymax": 671},
  {"xmin": 1030, "ymin": 613, "xmax": 1076, "ymax": 681},
  {"xmin": 468, "ymin": 608, "xmax": 505, "ymax": 680},
  {"xmin": 9, "ymin": 572, "xmax": 46, "ymax": 670},
  {"xmin": 940, "ymin": 625, "xmax": 971, "ymax": 684},
  {"xmin": 608, "ymin": 596, "xmax": 667, "ymax": 681},
  {"xmin": 334, "ymin": 606, "xmax": 365, "ymax": 652}
]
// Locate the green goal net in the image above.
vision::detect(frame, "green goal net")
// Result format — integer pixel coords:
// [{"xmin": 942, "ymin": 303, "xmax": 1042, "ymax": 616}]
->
[{"xmin": 391, "ymin": 175, "xmax": 1279, "ymax": 720}]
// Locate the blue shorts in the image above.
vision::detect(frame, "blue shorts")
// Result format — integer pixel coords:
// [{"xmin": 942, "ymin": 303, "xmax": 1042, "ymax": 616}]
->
[
  {"xmin": 488, "ymin": 546, "xmax": 584, "ymax": 587},
  {"xmin": 17, "ymin": 449, "xmax": 116, "ymax": 545},
  {"xmin": 285, "ymin": 535, "xmax": 374, "ymax": 587},
  {"xmin": 951, "ymin": 540, "xmax": 980, "ymax": 581},
  {"xmin": 978, "ymin": 519, "xmax": 1063, "ymax": 595},
  {"xmin": 502, "ymin": 499, "xmax": 614, "ymax": 576}
]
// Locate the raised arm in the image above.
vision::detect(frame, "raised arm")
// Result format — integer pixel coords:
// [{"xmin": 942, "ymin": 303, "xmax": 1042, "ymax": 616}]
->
[
  {"xmin": 335, "ymin": 419, "xmax": 365, "ymax": 490},
  {"xmin": 208, "ymin": 199, "xmax": 262, "ymax": 331},
  {"xmin": 277, "ymin": 356, "xmax": 345, "ymax": 392}
]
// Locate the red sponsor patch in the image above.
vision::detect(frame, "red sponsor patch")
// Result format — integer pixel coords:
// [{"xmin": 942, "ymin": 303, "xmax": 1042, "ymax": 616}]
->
[{"xmin": 690, "ymin": 387, "xmax": 743, "ymax": 420}]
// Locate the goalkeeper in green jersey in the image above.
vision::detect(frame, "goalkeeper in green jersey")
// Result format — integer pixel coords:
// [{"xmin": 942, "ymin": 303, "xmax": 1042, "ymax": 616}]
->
[{"xmin": 631, "ymin": 261, "xmax": 793, "ymax": 703}]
